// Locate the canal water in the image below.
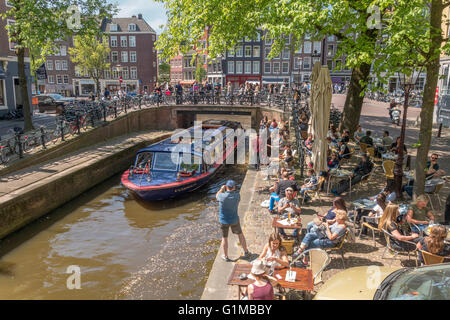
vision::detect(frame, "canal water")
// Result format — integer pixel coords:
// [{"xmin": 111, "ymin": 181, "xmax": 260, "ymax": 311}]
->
[{"xmin": 0, "ymin": 165, "xmax": 247, "ymax": 300}]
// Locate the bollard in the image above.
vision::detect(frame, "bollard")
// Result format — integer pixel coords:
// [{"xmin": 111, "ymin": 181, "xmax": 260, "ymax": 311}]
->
[
  {"xmin": 437, "ymin": 123, "xmax": 442, "ymax": 138},
  {"xmin": 103, "ymin": 104, "xmax": 107, "ymax": 122},
  {"xmin": 60, "ymin": 118, "xmax": 65, "ymax": 141},
  {"xmin": 90, "ymin": 110, "xmax": 95, "ymax": 127},
  {"xmin": 76, "ymin": 114, "xmax": 81, "ymax": 135},
  {"xmin": 40, "ymin": 126, "xmax": 46, "ymax": 150},
  {"xmin": 114, "ymin": 105, "xmax": 117, "ymax": 118},
  {"xmin": 124, "ymin": 100, "xmax": 127, "ymax": 114},
  {"xmin": 16, "ymin": 132, "xmax": 23, "ymax": 158}
]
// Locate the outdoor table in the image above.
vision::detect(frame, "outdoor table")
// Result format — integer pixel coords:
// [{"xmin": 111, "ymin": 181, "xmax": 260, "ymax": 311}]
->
[
  {"xmin": 353, "ymin": 198, "xmax": 377, "ymax": 211},
  {"xmin": 327, "ymin": 169, "xmax": 353, "ymax": 196},
  {"xmin": 404, "ymin": 170, "xmax": 415, "ymax": 183},
  {"xmin": 373, "ymin": 138, "xmax": 384, "ymax": 148},
  {"xmin": 272, "ymin": 217, "xmax": 302, "ymax": 233},
  {"xmin": 227, "ymin": 263, "xmax": 313, "ymax": 300},
  {"xmin": 423, "ymin": 225, "xmax": 450, "ymax": 244},
  {"xmin": 382, "ymin": 152, "xmax": 397, "ymax": 161}
]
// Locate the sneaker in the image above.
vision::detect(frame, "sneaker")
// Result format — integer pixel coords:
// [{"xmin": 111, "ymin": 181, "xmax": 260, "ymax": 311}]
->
[{"xmin": 221, "ymin": 255, "xmax": 232, "ymax": 262}]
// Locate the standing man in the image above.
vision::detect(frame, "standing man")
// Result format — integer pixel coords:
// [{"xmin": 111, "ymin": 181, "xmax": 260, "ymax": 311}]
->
[
  {"xmin": 216, "ymin": 180, "xmax": 251, "ymax": 262},
  {"xmin": 175, "ymin": 81, "xmax": 183, "ymax": 105}
]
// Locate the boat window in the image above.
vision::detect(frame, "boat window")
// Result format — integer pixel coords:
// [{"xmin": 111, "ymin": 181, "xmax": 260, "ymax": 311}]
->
[
  {"xmin": 179, "ymin": 155, "xmax": 201, "ymax": 172},
  {"xmin": 135, "ymin": 152, "xmax": 154, "ymax": 169},
  {"xmin": 153, "ymin": 152, "xmax": 179, "ymax": 171}
]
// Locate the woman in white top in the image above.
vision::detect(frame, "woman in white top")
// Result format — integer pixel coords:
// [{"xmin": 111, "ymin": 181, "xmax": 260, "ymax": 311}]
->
[{"xmin": 258, "ymin": 232, "xmax": 289, "ymax": 268}]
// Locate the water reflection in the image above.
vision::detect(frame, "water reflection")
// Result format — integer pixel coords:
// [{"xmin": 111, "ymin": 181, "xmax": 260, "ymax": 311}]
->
[{"xmin": 0, "ymin": 165, "xmax": 247, "ymax": 300}]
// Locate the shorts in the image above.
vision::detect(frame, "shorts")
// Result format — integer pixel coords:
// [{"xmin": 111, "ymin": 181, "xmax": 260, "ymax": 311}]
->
[{"xmin": 221, "ymin": 222, "xmax": 242, "ymax": 238}]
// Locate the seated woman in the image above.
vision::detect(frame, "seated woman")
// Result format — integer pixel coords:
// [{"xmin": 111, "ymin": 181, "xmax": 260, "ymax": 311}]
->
[
  {"xmin": 378, "ymin": 203, "xmax": 420, "ymax": 252},
  {"xmin": 390, "ymin": 137, "xmax": 407, "ymax": 155},
  {"xmin": 247, "ymin": 260, "xmax": 276, "ymax": 300},
  {"xmin": 355, "ymin": 192, "xmax": 387, "ymax": 225},
  {"xmin": 416, "ymin": 225, "xmax": 450, "ymax": 265},
  {"xmin": 307, "ymin": 197, "xmax": 347, "ymax": 233},
  {"xmin": 406, "ymin": 195, "xmax": 435, "ymax": 234},
  {"xmin": 327, "ymin": 152, "xmax": 340, "ymax": 171},
  {"xmin": 296, "ymin": 210, "xmax": 348, "ymax": 257},
  {"xmin": 299, "ymin": 169, "xmax": 318, "ymax": 204},
  {"xmin": 257, "ymin": 232, "xmax": 290, "ymax": 268}
]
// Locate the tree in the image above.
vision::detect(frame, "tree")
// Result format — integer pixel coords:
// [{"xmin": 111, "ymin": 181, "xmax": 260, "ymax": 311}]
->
[
  {"xmin": 158, "ymin": 62, "xmax": 171, "ymax": 83},
  {"xmin": 69, "ymin": 35, "xmax": 110, "ymax": 99},
  {"xmin": 1, "ymin": 0, "xmax": 116, "ymax": 132},
  {"xmin": 156, "ymin": 0, "xmax": 390, "ymax": 137},
  {"xmin": 195, "ymin": 64, "xmax": 206, "ymax": 83}
]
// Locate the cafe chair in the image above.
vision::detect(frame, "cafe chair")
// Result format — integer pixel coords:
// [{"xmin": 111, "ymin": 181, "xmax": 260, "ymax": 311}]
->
[
  {"xmin": 419, "ymin": 250, "xmax": 445, "ymax": 266},
  {"xmin": 325, "ymin": 229, "xmax": 350, "ymax": 269},
  {"xmin": 367, "ymin": 147, "xmax": 383, "ymax": 172},
  {"xmin": 425, "ymin": 181, "xmax": 445, "ymax": 211},
  {"xmin": 359, "ymin": 169, "xmax": 374, "ymax": 193},
  {"xmin": 381, "ymin": 228, "xmax": 418, "ymax": 267},
  {"xmin": 358, "ymin": 217, "xmax": 382, "ymax": 248},
  {"xmin": 382, "ymin": 160, "xmax": 395, "ymax": 180},
  {"xmin": 301, "ymin": 176, "xmax": 326, "ymax": 205},
  {"xmin": 359, "ymin": 143, "xmax": 368, "ymax": 154},
  {"xmin": 291, "ymin": 249, "xmax": 331, "ymax": 285}
]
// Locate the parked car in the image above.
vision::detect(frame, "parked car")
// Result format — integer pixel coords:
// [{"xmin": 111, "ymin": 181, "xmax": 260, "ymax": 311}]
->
[
  {"xmin": 36, "ymin": 94, "xmax": 78, "ymax": 114},
  {"xmin": 314, "ymin": 263, "xmax": 450, "ymax": 300}
]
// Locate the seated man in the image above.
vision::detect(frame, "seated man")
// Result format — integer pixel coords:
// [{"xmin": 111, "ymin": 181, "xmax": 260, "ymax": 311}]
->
[
  {"xmin": 341, "ymin": 129, "xmax": 350, "ymax": 143},
  {"xmin": 407, "ymin": 195, "xmax": 435, "ymax": 234},
  {"xmin": 381, "ymin": 130, "xmax": 394, "ymax": 151},
  {"xmin": 327, "ymin": 152, "xmax": 340, "ymax": 171},
  {"xmin": 332, "ymin": 153, "xmax": 373, "ymax": 195},
  {"xmin": 353, "ymin": 125, "xmax": 365, "ymax": 144},
  {"xmin": 277, "ymin": 187, "xmax": 302, "ymax": 238},
  {"xmin": 267, "ymin": 171, "xmax": 298, "ymax": 214},
  {"xmin": 426, "ymin": 153, "xmax": 445, "ymax": 179},
  {"xmin": 299, "ymin": 169, "xmax": 318, "ymax": 203},
  {"xmin": 337, "ymin": 139, "xmax": 351, "ymax": 160},
  {"xmin": 359, "ymin": 130, "xmax": 374, "ymax": 146}
]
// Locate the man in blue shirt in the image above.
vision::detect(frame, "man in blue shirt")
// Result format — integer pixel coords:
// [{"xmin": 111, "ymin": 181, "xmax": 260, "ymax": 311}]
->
[{"xmin": 216, "ymin": 180, "xmax": 251, "ymax": 262}]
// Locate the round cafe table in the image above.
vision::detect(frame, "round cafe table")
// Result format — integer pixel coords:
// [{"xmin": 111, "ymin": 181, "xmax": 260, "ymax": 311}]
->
[
  {"xmin": 382, "ymin": 153, "xmax": 398, "ymax": 161},
  {"xmin": 327, "ymin": 169, "xmax": 353, "ymax": 196}
]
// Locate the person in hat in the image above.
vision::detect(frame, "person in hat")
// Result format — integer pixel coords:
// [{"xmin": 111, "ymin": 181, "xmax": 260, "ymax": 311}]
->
[
  {"xmin": 277, "ymin": 187, "xmax": 302, "ymax": 239},
  {"xmin": 216, "ymin": 180, "xmax": 251, "ymax": 262},
  {"xmin": 247, "ymin": 259, "xmax": 275, "ymax": 300}
]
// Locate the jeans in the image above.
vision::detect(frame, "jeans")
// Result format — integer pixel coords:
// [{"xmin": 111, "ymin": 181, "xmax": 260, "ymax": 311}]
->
[
  {"xmin": 269, "ymin": 193, "xmax": 280, "ymax": 211},
  {"xmin": 307, "ymin": 221, "xmax": 320, "ymax": 233},
  {"xmin": 300, "ymin": 187, "xmax": 314, "ymax": 199},
  {"xmin": 301, "ymin": 232, "xmax": 336, "ymax": 250},
  {"xmin": 411, "ymin": 223, "xmax": 427, "ymax": 234}
]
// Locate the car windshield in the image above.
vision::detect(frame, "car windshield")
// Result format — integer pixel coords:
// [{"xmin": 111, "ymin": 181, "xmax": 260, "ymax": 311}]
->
[
  {"xmin": 152, "ymin": 152, "xmax": 178, "ymax": 171},
  {"xmin": 48, "ymin": 94, "xmax": 64, "ymax": 100},
  {"xmin": 386, "ymin": 264, "xmax": 450, "ymax": 300}
]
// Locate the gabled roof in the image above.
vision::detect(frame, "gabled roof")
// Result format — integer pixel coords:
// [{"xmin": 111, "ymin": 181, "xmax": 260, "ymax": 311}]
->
[{"xmin": 101, "ymin": 16, "xmax": 156, "ymax": 34}]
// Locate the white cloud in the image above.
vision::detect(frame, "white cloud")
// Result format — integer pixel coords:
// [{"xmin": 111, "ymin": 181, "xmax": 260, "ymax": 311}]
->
[{"xmin": 109, "ymin": 0, "xmax": 167, "ymax": 34}]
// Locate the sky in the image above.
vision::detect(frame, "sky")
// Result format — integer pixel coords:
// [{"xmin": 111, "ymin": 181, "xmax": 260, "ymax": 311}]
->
[{"xmin": 109, "ymin": 0, "xmax": 168, "ymax": 34}]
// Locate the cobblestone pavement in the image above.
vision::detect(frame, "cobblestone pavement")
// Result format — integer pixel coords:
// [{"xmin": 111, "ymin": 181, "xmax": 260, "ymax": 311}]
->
[{"xmin": 226, "ymin": 96, "xmax": 450, "ymax": 300}]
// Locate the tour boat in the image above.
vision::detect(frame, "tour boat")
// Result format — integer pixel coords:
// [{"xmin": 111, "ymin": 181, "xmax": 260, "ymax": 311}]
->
[{"xmin": 121, "ymin": 120, "xmax": 243, "ymax": 201}]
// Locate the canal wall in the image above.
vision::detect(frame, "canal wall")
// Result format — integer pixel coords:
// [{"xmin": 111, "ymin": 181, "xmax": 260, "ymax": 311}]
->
[{"xmin": 0, "ymin": 131, "xmax": 171, "ymax": 240}]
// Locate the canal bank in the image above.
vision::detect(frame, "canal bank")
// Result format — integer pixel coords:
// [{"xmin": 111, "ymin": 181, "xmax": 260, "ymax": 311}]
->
[{"xmin": 0, "ymin": 131, "xmax": 172, "ymax": 240}]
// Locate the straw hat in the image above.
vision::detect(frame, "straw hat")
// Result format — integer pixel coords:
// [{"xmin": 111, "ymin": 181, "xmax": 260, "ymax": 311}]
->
[{"xmin": 251, "ymin": 259, "xmax": 267, "ymax": 275}]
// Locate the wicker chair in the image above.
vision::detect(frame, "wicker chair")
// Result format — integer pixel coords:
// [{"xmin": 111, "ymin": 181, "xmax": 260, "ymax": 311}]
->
[
  {"xmin": 358, "ymin": 216, "xmax": 382, "ymax": 247},
  {"xmin": 382, "ymin": 160, "xmax": 395, "ymax": 180},
  {"xmin": 325, "ymin": 229, "xmax": 350, "ymax": 269},
  {"xmin": 291, "ymin": 249, "xmax": 331, "ymax": 285},
  {"xmin": 419, "ymin": 250, "xmax": 445, "ymax": 266},
  {"xmin": 301, "ymin": 176, "xmax": 326, "ymax": 205},
  {"xmin": 359, "ymin": 142, "xmax": 368, "ymax": 154}
]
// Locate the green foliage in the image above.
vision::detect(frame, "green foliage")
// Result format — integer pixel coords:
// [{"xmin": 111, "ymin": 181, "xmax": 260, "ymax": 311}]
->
[
  {"xmin": 158, "ymin": 62, "xmax": 171, "ymax": 83},
  {"xmin": 195, "ymin": 64, "xmax": 206, "ymax": 83},
  {"xmin": 69, "ymin": 35, "xmax": 110, "ymax": 81}
]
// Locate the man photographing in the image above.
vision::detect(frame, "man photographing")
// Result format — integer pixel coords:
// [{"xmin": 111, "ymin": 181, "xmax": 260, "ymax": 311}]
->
[{"xmin": 216, "ymin": 180, "xmax": 251, "ymax": 262}]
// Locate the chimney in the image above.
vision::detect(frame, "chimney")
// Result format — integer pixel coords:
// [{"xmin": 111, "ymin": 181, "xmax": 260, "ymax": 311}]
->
[
  {"xmin": 138, "ymin": 13, "xmax": 143, "ymax": 19},
  {"xmin": 132, "ymin": 15, "xmax": 136, "ymax": 18}
]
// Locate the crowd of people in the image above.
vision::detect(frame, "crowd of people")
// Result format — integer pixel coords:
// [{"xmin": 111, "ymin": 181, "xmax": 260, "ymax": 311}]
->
[{"xmin": 215, "ymin": 115, "xmax": 449, "ymax": 300}]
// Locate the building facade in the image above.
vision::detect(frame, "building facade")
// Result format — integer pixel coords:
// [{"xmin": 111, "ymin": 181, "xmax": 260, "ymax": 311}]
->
[{"xmin": 0, "ymin": 0, "xmax": 32, "ymax": 114}]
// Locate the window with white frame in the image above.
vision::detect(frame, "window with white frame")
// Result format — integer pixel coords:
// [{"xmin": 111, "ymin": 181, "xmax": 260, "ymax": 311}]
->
[
  {"xmin": 253, "ymin": 61, "xmax": 259, "ymax": 74},
  {"xmin": 255, "ymin": 32, "xmax": 261, "ymax": 41},
  {"xmin": 7, "ymin": 20, "xmax": 17, "ymax": 50},
  {"xmin": 75, "ymin": 66, "xmax": 82, "ymax": 77},
  {"xmin": 294, "ymin": 57, "xmax": 302, "ymax": 70},
  {"xmin": 130, "ymin": 51, "xmax": 136, "ymax": 62},
  {"xmin": 236, "ymin": 46, "xmax": 243, "ymax": 57},
  {"xmin": 273, "ymin": 62, "xmax": 280, "ymax": 73},
  {"xmin": 228, "ymin": 61, "xmax": 235, "ymax": 74},
  {"xmin": 265, "ymin": 37, "xmax": 272, "ymax": 45},
  {"xmin": 245, "ymin": 46, "xmax": 252, "ymax": 57},
  {"xmin": 295, "ymin": 43, "xmax": 302, "ymax": 54},
  {"xmin": 110, "ymin": 24, "xmax": 118, "ymax": 32},
  {"xmin": 60, "ymin": 46, "xmax": 67, "ymax": 56},
  {"xmin": 47, "ymin": 60, "xmax": 53, "ymax": 70},
  {"xmin": 313, "ymin": 41, "xmax": 321, "ymax": 54},
  {"xmin": 284, "ymin": 35, "xmax": 290, "ymax": 45},
  {"xmin": 48, "ymin": 75, "xmax": 54, "ymax": 84},
  {"xmin": 227, "ymin": 48, "xmax": 235, "ymax": 58},
  {"xmin": 282, "ymin": 48, "xmax": 290, "ymax": 60},
  {"xmin": 63, "ymin": 75, "xmax": 69, "ymax": 84},
  {"xmin": 120, "ymin": 36, "xmax": 127, "ymax": 47},
  {"xmin": 56, "ymin": 75, "xmax": 63, "ymax": 84},
  {"xmin": 55, "ymin": 60, "xmax": 61, "ymax": 70},
  {"xmin": 129, "ymin": 36, "xmax": 136, "ymax": 47},
  {"xmin": 264, "ymin": 62, "xmax": 271, "ymax": 73},
  {"xmin": 264, "ymin": 47, "xmax": 271, "ymax": 59},
  {"xmin": 62, "ymin": 60, "xmax": 68, "ymax": 70},
  {"xmin": 303, "ymin": 57, "xmax": 311, "ymax": 70},
  {"xmin": 235, "ymin": 61, "xmax": 243, "ymax": 74},
  {"xmin": 304, "ymin": 41, "xmax": 312, "ymax": 54},
  {"xmin": 282, "ymin": 62, "xmax": 289, "ymax": 73},
  {"xmin": 244, "ymin": 61, "xmax": 251, "ymax": 74},
  {"xmin": 104, "ymin": 69, "xmax": 111, "ymax": 79},
  {"xmin": 110, "ymin": 36, "xmax": 117, "ymax": 47},
  {"xmin": 253, "ymin": 46, "xmax": 260, "ymax": 58},
  {"xmin": 122, "ymin": 67, "xmax": 129, "ymax": 79},
  {"xmin": 130, "ymin": 67, "xmax": 137, "ymax": 79},
  {"xmin": 128, "ymin": 24, "xmax": 136, "ymax": 31},
  {"xmin": 327, "ymin": 44, "xmax": 334, "ymax": 56},
  {"xmin": 121, "ymin": 51, "xmax": 128, "ymax": 62},
  {"xmin": 327, "ymin": 35, "xmax": 335, "ymax": 42},
  {"xmin": 111, "ymin": 51, "xmax": 118, "ymax": 63}
]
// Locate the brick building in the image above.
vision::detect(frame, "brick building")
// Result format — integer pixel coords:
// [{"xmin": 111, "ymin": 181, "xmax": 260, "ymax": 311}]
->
[{"xmin": 0, "ymin": 0, "xmax": 32, "ymax": 114}]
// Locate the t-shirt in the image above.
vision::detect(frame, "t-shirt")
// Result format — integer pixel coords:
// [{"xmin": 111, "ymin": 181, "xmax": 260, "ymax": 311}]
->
[
  {"xmin": 360, "ymin": 136, "xmax": 373, "ymax": 146},
  {"xmin": 339, "ymin": 144, "xmax": 350, "ymax": 158},
  {"xmin": 217, "ymin": 191, "xmax": 240, "ymax": 225},
  {"xmin": 408, "ymin": 204, "xmax": 429, "ymax": 222},
  {"xmin": 382, "ymin": 136, "xmax": 394, "ymax": 147},
  {"xmin": 354, "ymin": 131, "xmax": 364, "ymax": 140},
  {"xmin": 426, "ymin": 161, "xmax": 439, "ymax": 178},
  {"xmin": 329, "ymin": 222, "xmax": 346, "ymax": 243},
  {"xmin": 278, "ymin": 197, "xmax": 300, "ymax": 216},
  {"xmin": 276, "ymin": 179, "xmax": 299, "ymax": 197}
]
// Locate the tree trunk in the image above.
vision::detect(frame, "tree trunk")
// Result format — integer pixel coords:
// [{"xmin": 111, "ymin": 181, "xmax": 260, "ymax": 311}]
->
[
  {"xmin": 17, "ymin": 47, "xmax": 34, "ymax": 132},
  {"xmin": 414, "ymin": 0, "xmax": 443, "ymax": 196},
  {"xmin": 339, "ymin": 62, "xmax": 371, "ymax": 136},
  {"xmin": 95, "ymin": 78, "xmax": 101, "ymax": 100}
]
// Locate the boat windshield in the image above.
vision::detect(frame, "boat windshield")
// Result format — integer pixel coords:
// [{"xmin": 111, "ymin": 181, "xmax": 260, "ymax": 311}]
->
[
  {"xmin": 135, "ymin": 152, "xmax": 154, "ymax": 169},
  {"xmin": 152, "ymin": 152, "xmax": 179, "ymax": 171},
  {"xmin": 179, "ymin": 155, "xmax": 201, "ymax": 172}
]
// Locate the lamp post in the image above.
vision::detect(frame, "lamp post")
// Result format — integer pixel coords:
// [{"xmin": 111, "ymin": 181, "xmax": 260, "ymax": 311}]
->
[{"xmin": 393, "ymin": 69, "xmax": 420, "ymax": 199}]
